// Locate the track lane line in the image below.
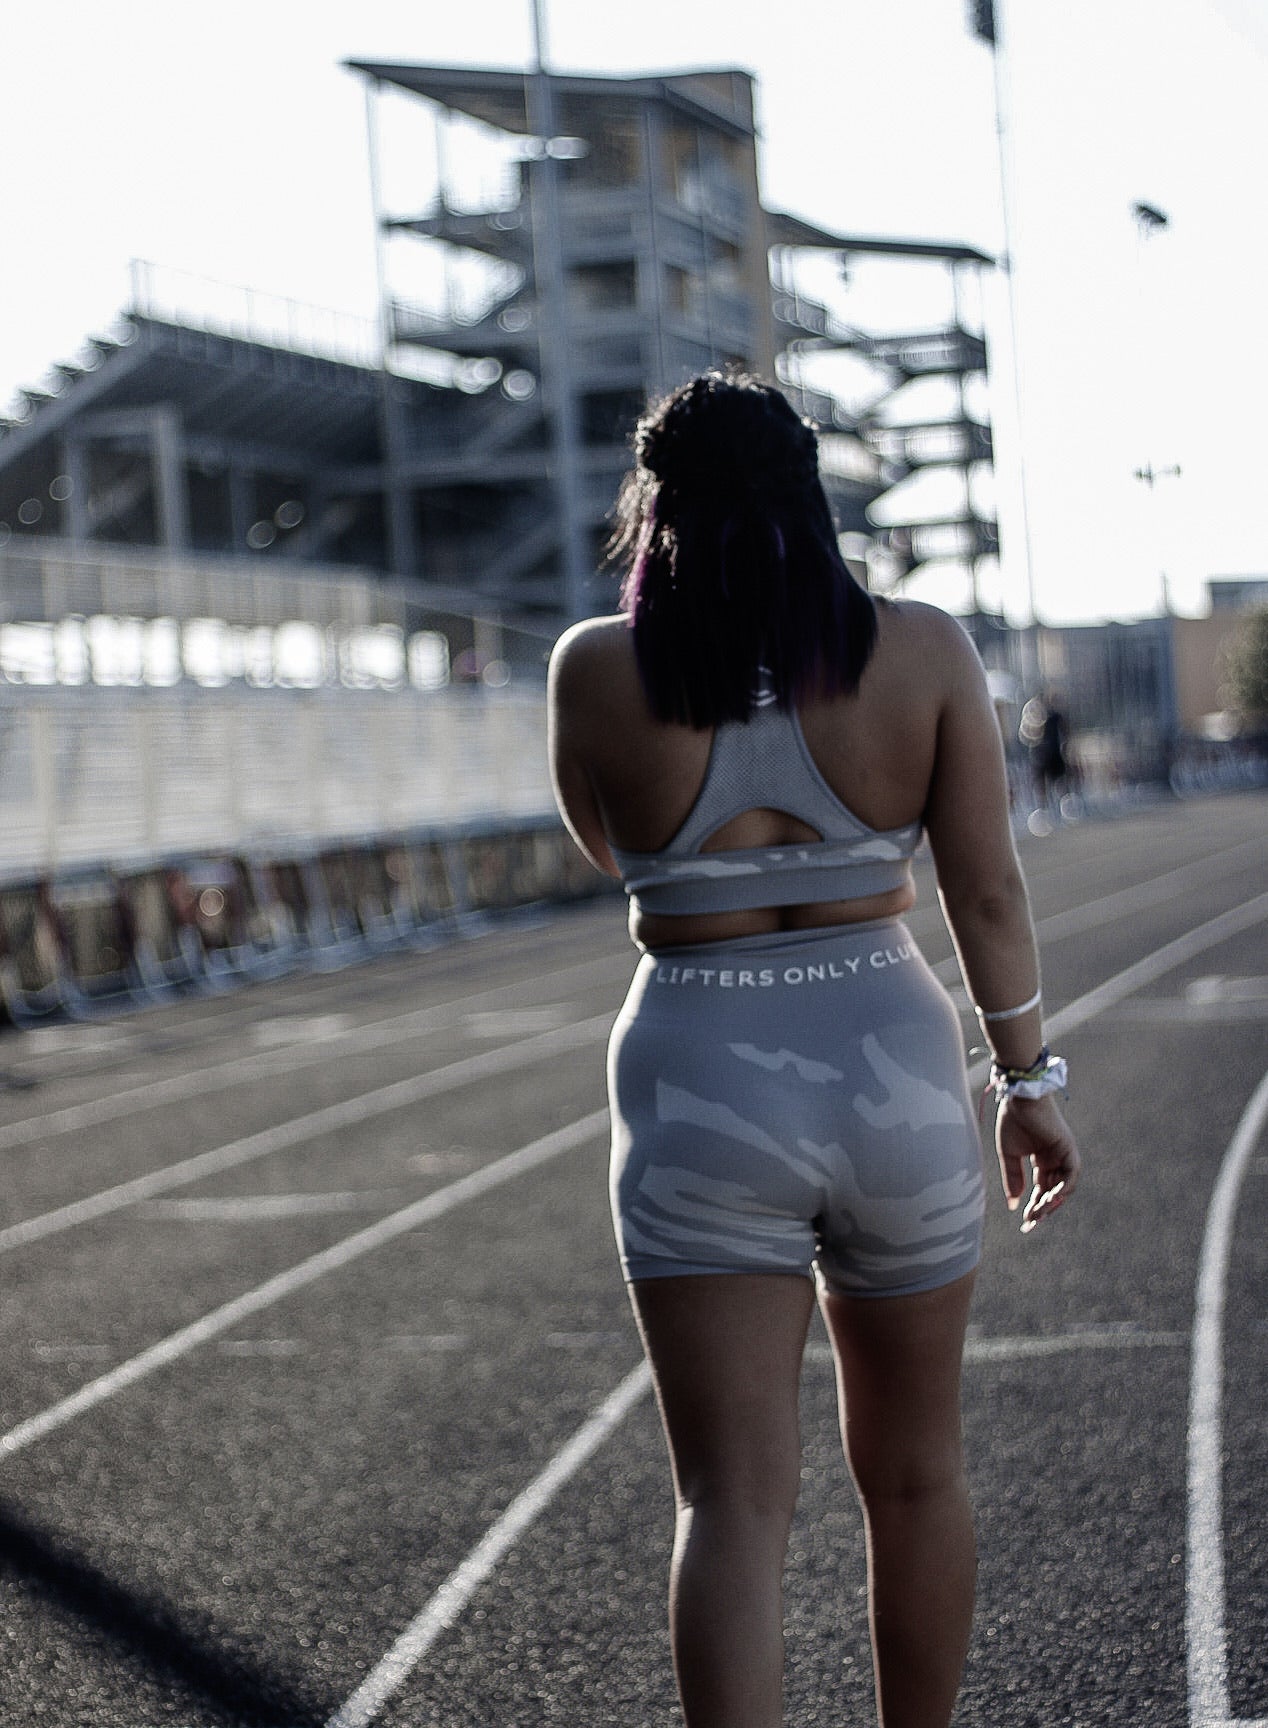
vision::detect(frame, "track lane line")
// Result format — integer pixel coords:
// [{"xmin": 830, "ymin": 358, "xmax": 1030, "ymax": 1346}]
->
[
  {"xmin": 1030, "ymin": 834, "xmax": 1267, "ymax": 943},
  {"xmin": 1186, "ymin": 1065, "xmax": 1268, "ymax": 1728},
  {"xmin": 0, "ymin": 949, "xmax": 629, "ymax": 1153},
  {"xmin": 0, "ymin": 1013, "xmax": 613, "ymax": 1255},
  {"xmin": 324, "ymin": 890, "xmax": 1268, "ymax": 1725},
  {"xmin": 2, "ymin": 887, "xmax": 1264, "ymax": 1430},
  {"xmin": 329, "ymin": 1314, "xmax": 1200, "ymax": 1728},
  {"xmin": 0, "ymin": 1108, "xmax": 611, "ymax": 1461},
  {"xmin": 2, "ymin": 832, "xmax": 1259, "ymax": 1151},
  {"xmin": 325, "ymin": 1359, "xmax": 654, "ymax": 1728},
  {"xmin": 1043, "ymin": 891, "xmax": 1268, "ymax": 1042}
]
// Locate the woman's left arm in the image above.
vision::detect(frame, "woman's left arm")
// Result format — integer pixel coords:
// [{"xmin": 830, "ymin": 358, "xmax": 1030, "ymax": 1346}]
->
[{"xmin": 547, "ymin": 626, "xmax": 621, "ymax": 878}]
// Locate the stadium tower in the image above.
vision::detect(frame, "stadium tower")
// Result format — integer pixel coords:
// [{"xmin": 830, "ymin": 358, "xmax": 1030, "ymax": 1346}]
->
[{"xmin": 348, "ymin": 61, "xmax": 952, "ymax": 622}]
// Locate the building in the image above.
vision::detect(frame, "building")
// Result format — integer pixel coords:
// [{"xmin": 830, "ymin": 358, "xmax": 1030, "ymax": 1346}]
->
[
  {"xmin": 1, "ymin": 63, "xmax": 997, "ymax": 628},
  {"xmin": 0, "ymin": 294, "xmax": 397, "ymax": 573},
  {"xmin": 1033, "ymin": 600, "xmax": 1267, "ymax": 786},
  {"xmin": 351, "ymin": 59, "xmax": 996, "ymax": 617},
  {"xmin": 1206, "ymin": 576, "xmax": 1268, "ymax": 614}
]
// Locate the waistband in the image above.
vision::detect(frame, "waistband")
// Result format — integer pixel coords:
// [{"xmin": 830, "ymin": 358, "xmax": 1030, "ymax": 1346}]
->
[
  {"xmin": 631, "ymin": 919, "xmax": 924, "ymax": 995},
  {"xmin": 640, "ymin": 916, "xmax": 909, "ymax": 963}
]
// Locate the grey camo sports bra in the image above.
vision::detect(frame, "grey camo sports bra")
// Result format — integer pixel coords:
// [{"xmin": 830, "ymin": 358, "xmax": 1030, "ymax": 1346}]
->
[{"xmin": 610, "ymin": 697, "xmax": 922, "ymax": 918}]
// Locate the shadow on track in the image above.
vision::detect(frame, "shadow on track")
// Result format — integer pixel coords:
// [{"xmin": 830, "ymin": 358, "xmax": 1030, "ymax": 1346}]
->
[{"xmin": 0, "ymin": 1497, "xmax": 327, "ymax": 1726}]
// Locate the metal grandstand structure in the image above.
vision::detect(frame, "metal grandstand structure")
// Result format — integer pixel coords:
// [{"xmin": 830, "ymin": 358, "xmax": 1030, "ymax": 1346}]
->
[{"xmin": 0, "ymin": 63, "xmax": 998, "ymax": 629}]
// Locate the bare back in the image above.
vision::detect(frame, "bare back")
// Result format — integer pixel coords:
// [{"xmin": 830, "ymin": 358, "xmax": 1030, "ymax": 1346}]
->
[{"xmin": 548, "ymin": 598, "xmax": 1011, "ymax": 949}]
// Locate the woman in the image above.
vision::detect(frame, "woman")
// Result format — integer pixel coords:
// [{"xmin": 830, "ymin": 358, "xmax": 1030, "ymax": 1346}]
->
[{"xmin": 548, "ymin": 372, "xmax": 1079, "ymax": 1728}]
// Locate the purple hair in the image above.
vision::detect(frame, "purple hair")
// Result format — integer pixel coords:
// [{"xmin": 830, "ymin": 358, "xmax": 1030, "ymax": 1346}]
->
[{"xmin": 610, "ymin": 373, "xmax": 877, "ymax": 727}]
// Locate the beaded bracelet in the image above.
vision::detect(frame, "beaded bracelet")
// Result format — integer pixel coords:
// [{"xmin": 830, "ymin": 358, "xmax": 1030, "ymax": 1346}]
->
[{"xmin": 988, "ymin": 1044, "xmax": 1069, "ymax": 1104}]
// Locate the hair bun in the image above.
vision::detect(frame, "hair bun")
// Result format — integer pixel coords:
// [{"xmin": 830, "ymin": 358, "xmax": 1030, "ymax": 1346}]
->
[{"xmin": 635, "ymin": 372, "xmax": 819, "ymax": 501}]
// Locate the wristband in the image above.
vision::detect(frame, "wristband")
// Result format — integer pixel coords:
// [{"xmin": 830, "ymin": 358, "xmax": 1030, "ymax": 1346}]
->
[{"xmin": 988, "ymin": 1045, "xmax": 1068, "ymax": 1104}]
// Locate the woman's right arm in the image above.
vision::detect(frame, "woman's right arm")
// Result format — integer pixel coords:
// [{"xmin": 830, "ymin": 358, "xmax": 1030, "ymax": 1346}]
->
[{"xmin": 922, "ymin": 614, "xmax": 1080, "ymax": 1230}]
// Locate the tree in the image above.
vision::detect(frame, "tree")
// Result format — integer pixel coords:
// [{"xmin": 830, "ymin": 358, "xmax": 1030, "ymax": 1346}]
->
[{"xmin": 1220, "ymin": 606, "xmax": 1268, "ymax": 723}]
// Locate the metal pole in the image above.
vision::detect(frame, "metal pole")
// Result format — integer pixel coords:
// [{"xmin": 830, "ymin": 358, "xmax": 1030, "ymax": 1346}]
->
[
  {"xmin": 526, "ymin": 0, "xmax": 589, "ymax": 621},
  {"xmin": 987, "ymin": 0, "xmax": 1041, "ymax": 688},
  {"xmin": 364, "ymin": 78, "xmax": 418, "ymax": 579},
  {"xmin": 951, "ymin": 263, "xmax": 980, "ymax": 617},
  {"xmin": 531, "ymin": 0, "xmax": 550, "ymax": 68},
  {"xmin": 1132, "ymin": 206, "xmax": 1176, "ymax": 621}
]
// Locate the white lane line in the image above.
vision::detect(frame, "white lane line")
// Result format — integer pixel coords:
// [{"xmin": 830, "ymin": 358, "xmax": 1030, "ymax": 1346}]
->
[
  {"xmin": 1029, "ymin": 835, "xmax": 1268, "ymax": 945},
  {"xmin": 384, "ymin": 1335, "xmax": 469, "ymax": 1353},
  {"xmin": 930, "ymin": 876, "xmax": 1268, "ymax": 993},
  {"xmin": 1044, "ymin": 892, "xmax": 1268, "ymax": 1042},
  {"xmin": 251, "ymin": 1015, "xmax": 355, "ymax": 1047},
  {"xmin": 1186, "ymin": 1066, "xmax": 1268, "ymax": 1728},
  {"xmin": 0, "ymin": 1014, "xmax": 612, "ymax": 1255},
  {"xmin": 217, "ymin": 1339, "xmax": 307, "ymax": 1358},
  {"xmin": 461, "ymin": 1006, "xmax": 572, "ymax": 1039},
  {"xmin": 321, "ymin": 898, "xmax": 1268, "ymax": 1726},
  {"xmin": 3, "ymin": 835, "xmax": 1255, "ymax": 1149},
  {"xmin": 32, "ymin": 1343, "xmax": 112, "ymax": 1363},
  {"xmin": 954, "ymin": 892, "xmax": 1268, "ymax": 1092},
  {"xmin": 139, "ymin": 1194, "xmax": 394, "ymax": 1221},
  {"xmin": 964, "ymin": 1329, "xmax": 1183, "ymax": 1361},
  {"xmin": 0, "ymin": 1109, "xmax": 610, "ymax": 1462},
  {"xmin": 324, "ymin": 1360, "xmax": 654, "ymax": 1728},
  {"xmin": 1112, "ymin": 1002, "xmax": 1268, "ymax": 1025},
  {"xmin": 803, "ymin": 1329, "xmax": 1185, "ymax": 1366},
  {"xmin": 0, "ymin": 949, "xmax": 628, "ymax": 1153}
]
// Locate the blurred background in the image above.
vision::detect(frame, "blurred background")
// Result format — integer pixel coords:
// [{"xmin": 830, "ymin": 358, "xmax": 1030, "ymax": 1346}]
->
[{"xmin": 1, "ymin": 0, "xmax": 1265, "ymax": 1021}]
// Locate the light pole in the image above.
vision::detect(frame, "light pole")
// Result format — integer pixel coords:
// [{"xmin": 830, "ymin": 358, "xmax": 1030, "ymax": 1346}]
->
[
  {"xmin": 1133, "ymin": 460, "xmax": 1181, "ymax": 615},
  {"xmin": 1131, "ymin": 201, "xmax": 1179, "ymax": 617},
  {"xmin": 971, "ymin": 0, "xmax": 1041, "ymax": 697},
  {"xmin": 526, "ymin": 0, "xmax": 589, "ymax": 623}
]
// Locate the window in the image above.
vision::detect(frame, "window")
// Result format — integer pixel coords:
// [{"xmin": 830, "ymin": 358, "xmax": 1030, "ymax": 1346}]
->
[{"xmin": 569, "ymin": 261, "xmax": 637, "ymax": 312}]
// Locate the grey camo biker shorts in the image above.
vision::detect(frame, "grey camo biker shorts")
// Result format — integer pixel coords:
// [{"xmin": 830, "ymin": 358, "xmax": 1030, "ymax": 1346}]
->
[{"xmin": 607, "ymin": 919, "xmax": 985, "ymax": 1297}]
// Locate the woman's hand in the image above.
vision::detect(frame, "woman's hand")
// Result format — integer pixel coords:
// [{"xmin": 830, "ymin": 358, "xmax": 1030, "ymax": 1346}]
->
[{"xmin": 995, "ymin": 1093, "xmax": 1081, "ymax": 1233}]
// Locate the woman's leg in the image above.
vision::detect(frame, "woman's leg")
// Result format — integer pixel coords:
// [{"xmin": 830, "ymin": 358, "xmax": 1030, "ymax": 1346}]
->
[
  {"xmin": 819, "ymin": 1270, "xmax": 977, "ymax": 1728},
  {"xmin": 629, "ymin": 1272, "xmax": 817, "ymax": 1728}
]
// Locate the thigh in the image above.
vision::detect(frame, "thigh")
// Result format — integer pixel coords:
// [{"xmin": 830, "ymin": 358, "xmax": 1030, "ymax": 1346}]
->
[
  {"xmin": 629, "ymin": 1273, "xmax": 816, "ymax": 1503},
  {"xmin": 814, "ymin": 951, "xmax": 985, "ymax": 1300},
  {"xmin": 819, "ymin": 1270, "xmax": 977, "ymax": 1491},
  {"xmin": 608, "ymin": 978, "xmax": 822, "ymax": 1283}
]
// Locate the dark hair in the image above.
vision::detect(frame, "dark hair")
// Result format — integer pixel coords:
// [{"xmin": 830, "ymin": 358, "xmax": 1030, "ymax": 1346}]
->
[{"xmin": 610, "ymin": 371, "xmax": 877, "ymax": 726}]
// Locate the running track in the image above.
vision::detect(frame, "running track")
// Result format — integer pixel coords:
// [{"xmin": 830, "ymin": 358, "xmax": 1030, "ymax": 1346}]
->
[{"xmin": 0, "ymin": 790, "xmax": 1264, "ymax": 1727}]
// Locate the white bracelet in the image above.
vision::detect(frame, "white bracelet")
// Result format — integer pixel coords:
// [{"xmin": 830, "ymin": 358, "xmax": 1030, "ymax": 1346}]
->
[{"xmin": 975, "ymin": 987, "xmax": 1042, "ymax": 1023}]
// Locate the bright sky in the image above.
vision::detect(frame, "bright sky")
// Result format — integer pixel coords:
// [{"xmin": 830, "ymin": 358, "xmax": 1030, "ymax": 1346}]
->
[{"xmin": 3, "ymin": 0, "xmax": 1265, "ymax": 624}]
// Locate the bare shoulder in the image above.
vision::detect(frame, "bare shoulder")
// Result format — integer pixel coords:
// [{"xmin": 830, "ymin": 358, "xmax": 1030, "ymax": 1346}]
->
[
  {"xmin": 548, "ymin": 614, "xmax": 641, "ymax": 717},
  {"xmin": 550, "ymin": 612, "xmax": 628, "ymax": 658},
  {"xmin": 878, "ymin": 597, "xmax": 977, "ymax": 656},
  {"xmin": 874, "ymin": 598, "xmax": 984, "ymax": 690},
  {"xmin": 550, "ymin": 614, "xmax": 631, "ymax": 677}
]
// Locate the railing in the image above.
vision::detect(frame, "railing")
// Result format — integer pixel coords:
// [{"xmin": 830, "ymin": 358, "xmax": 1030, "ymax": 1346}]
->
[
  {"xmin": 129, "ymin": 260, "xmax": 381, "ymax": 369},
  {"xmin": 0, "ymin": 680, "xmax": 555, "ymax": 882},
  {"xmin": 0, "ymin": 814, "xmax": 609, "ymax": 1028},
  {"xmin": 858, "ymin": 328, "xmax": 988, "ymax": 377},
  {"xmin": 677, "ymin": 173, "xmax": 750, "ymax": 232},
  {"xmin": 0, "ymin": 540, "xmax": 397, "ymax": 628},
  {"xmin": 0, "ymin": 541, "xmax": 557, "ymax": 686}
]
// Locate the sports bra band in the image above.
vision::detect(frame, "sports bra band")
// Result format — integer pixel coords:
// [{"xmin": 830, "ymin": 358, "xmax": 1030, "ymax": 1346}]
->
[{"xmin": 610, "ymin": 702, "xmax": 922, "ymax": 917}]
